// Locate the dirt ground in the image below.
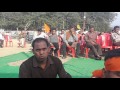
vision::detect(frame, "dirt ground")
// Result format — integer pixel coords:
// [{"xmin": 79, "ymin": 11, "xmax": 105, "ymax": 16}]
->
[{"xmin": 0, "ymin": 39, "xmax": 71, "ymax": 64}]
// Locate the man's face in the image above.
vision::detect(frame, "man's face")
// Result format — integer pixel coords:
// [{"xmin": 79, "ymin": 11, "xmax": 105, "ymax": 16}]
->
[
  {"xmin": 90, "ymin": 28, "xmax": 94, "ymax": 32},
  {"xmin": 70, "ymin": 27, "xmax": 75, "ymax": 34},
  {"xmin": 52, "ymin": 30, "xmax": 56, "ymax": 34},
  {"xmin": 32, "ymin": 41, "xmax": 50, "ymax": 62},
  {"xmin": 61, "ymin": 30, "xmax": 64, "ymax": 34},
  {"xmin": 38, "ymin": 31, "xmax": 41, "ymax": 35},
  {"xmin": 115, "ymin": 28, "xmax": 120, "ymax": 33},
  {"xmin": 104, "ymin": 70, "xmax": 120, "ymax": 78}
]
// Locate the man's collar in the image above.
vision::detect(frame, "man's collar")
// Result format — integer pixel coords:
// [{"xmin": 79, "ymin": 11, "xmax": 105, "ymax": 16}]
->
[{"xmin": 33, "ymin": 55, "xmax": 54, "ymax": 68}]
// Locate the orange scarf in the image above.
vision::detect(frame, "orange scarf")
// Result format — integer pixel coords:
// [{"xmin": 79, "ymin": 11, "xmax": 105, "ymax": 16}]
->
[
  {"xmin": 92, "ymin": 69, "xmax": 103, "ymax": 78},
  {"xmin": 66, "ymin": 31, "xmax": 76, "ymax": 40},
  {"xmin": 66, "ymin": 31, "xmax": 71, "ymax": 40},
  {"xmin": 105, "ymin": 57, "xmax": 120, "ymax": 71}
]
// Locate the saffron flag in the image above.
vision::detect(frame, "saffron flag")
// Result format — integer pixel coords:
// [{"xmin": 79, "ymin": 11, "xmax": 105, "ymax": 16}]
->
[
  {"xmin": 77, "ymin": 24, "xmax": 81, "ymax": 30},
  {"xmin": 44, "ymin": 23, "xmax": 50, "ymax": 33}
]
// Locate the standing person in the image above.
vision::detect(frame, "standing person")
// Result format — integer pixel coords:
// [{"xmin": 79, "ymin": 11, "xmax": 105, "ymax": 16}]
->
[
  {"xmin": 0, "ymin": 32, "xmax": 4, "ymax": 48},
  {"xmin": 63, "ymin": 25, "xmax": 80, "ymax": 58},
  {"xmin": 18, "ymin": 30, "xmax": 26, "ymax": 48},
  {"xmin": 19, "ymin": 38, "xmax": 71, "ymax": 78},
  {"xmin": 84, "ymin": 26, "xmax": 102, "ymax": 60}
]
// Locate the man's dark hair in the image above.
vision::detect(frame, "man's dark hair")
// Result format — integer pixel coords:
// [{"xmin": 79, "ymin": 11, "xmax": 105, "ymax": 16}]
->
[
  {"xmin": 104, "ymin": 49, "xmax": 120, "ymax": 61},
  {"xmin": 113, "ymin": 26, "xmax": 120, "ymax": 31},
  {"xmin": 89, "ymin": 25, "xmax": 94, "ymax": 29},
  {"xmin": 37, "ymin": 27, "xmax": 42, "ymax": 32},
  {"xmin": 51, "ymin": 27, "xmax": 56, "ymax": 30},
  {"xmin": 32, "ymin": 38, "xmax": 50, "ymax": 48},
  {"xmin": 68, "ymin": 25, "xmax": 76, "ymax": 30}
]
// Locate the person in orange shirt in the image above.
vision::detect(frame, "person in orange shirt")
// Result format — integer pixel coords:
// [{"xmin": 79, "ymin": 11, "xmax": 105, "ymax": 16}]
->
[{"xmin": 92, "ymin": 49, "xmax": 120, "ymax": 78}]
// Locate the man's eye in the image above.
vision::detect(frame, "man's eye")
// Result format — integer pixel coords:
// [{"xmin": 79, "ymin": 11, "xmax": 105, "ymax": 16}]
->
[
  {"xmin": 43, "ymin": 48, "xmax": 47, "ymax": 51},
  {"xmin": 36, "ymin": 49, "xmax": 40, "ymax": 52}
]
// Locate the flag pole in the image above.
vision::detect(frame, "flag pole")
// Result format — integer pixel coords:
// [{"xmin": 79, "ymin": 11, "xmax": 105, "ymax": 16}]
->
[{"xmin": 83, "ymin": 12, "xmax": 86, "ymax": 31}]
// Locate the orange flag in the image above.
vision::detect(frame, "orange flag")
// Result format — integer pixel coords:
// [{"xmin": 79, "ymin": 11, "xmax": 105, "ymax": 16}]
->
[{"xmin": 44, "ymin": 23, "xmax": 50, "ymax": 33}]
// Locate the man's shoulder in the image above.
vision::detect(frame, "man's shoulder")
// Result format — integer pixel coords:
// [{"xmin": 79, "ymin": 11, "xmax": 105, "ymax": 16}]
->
[
  {"xmin": 21, "ymin": 56, "xmax": 34, "ymax": 66},
  {"xmin": 49, "ymin": 55, "xmax": 61, "ymax": 63}
]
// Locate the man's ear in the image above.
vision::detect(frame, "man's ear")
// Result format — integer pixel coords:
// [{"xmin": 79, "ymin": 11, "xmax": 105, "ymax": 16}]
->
[
  {"xmin": 47, "ymin": 47, "xmax": 51, "ymax": 53},
  {"xmin": 32, "ymin": 48, "xmax": 35, "ymax": 54}
]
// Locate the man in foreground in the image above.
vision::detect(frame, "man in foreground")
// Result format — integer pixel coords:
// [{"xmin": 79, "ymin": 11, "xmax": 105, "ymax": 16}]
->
[
  {"xmin": 19, "ymin": 38, "xmax": 71, "ymax": 78},
  {"xmin": 92, "ymin": 49, "xmax": 120, "ymax": 78}
]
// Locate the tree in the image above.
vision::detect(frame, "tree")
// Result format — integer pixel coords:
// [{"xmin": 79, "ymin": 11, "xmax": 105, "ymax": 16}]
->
[{"xmin": 0, "ymin": 12, "xmax": 117, "ymax": 32}]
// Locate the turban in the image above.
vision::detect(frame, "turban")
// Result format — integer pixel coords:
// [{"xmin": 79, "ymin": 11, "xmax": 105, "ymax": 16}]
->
[{"xmin": 105, "ymin": 57, "xmax": 120, "ymax": 71}]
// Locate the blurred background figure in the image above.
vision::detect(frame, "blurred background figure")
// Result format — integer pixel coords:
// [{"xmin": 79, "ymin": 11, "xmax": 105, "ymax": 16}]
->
[
  {"xmin": 18, "ymin": 30, "xmax": 26, "ymax": 48},
  {"xmin": 0, "ymin": 32, "xmax": 4, "ymax": 48}
]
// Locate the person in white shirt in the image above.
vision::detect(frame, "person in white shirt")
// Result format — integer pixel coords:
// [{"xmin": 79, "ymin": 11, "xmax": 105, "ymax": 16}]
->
[
  {"xmin": 111, "ymin": 26, "xmax": 120, "ymax": 46},
  {"xmin": 33, "ymin": 28, "xmax": 48, "ymax": 40},
  {"xmin": 0, "ymin": 32, "xmax": 4, "ymax": 48}
]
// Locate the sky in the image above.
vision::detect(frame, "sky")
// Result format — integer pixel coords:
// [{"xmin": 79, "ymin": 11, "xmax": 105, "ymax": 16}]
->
[{"xmin": 110, "ymin": 12, "xmax": 120, "ymax": 27}]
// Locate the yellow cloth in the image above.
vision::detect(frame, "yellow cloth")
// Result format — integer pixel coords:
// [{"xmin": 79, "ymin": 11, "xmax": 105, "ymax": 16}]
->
[
  {"xmin": 44, "ymin": 23, "xmax": 50, "ymax": 33},
  {"xmin": 77, "ymin": 24, "xmax": 81, "ymax": 30}
]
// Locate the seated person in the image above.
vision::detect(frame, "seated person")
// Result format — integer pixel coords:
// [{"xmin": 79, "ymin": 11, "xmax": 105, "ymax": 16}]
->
[
  {"xmin": 19, "ymin": 38, "xmax": 72, "ymax": 78},
  {"xmin": 85, "ymin": 26, "xmax": 102, "ymax": 60},
  {"xmin": 49, "ymin": 28, "xmax": 59, "ymax": 57},
  {"xmin": 63, "ymin": 25, "xmax": 80, "ymax": 58},
  {"xmin": 111, "ymin": 26, "xmax": 120, "ymax": 46}
]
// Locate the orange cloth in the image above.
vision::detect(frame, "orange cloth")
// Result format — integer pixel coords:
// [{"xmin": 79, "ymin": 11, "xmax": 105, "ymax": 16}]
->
[
  {"xmin": 66, "ymin": 31, "xmax": 77, "ymax": 41},
  {"xmin": 92, "ymin": 69, "xmax": 103, "ymax": 78},
  {"xmin": 44, "ymin": 23, "xmax": 50, "ymax": 33},
  {"xmin": 66, "ymin": 31, "xmax": 71, "ymax": 41},
  {"xmin": 105, "ymin": 57, "xmax": 120, "ymax": 71}
]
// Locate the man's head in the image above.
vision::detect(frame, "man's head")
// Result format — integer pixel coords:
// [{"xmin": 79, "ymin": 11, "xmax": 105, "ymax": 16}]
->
[
  {"xmin": 89, "ymin": 26, "xmax": 95, "ymax": 32},
  {"xmin": 61, "ymin": 29, "xmax": 65, "ymax": 34},
  {"xmin": 37, "ymin": 28, "xmax": 42, "ymax": 35},
  {"xmin": 20, "ymin": 30, "xmax": 24, "ymax": 33},
  {"xmin": 51, "ymin": 28, "xmax": 56, "ymax": 35},
  {"xmin": 113, "ymin": 26, "xmax": 120, "ymax": 33},
  {"xmin": 32, "ymin": 38, "xmax": 51, "ymax": 62},
  {"xmin": 68, "ymin": 25, "xmax": 76, "ymax": 34},
  {"xmin": 103, "ymin": 49, "xmax": 120, "ymax": 78}
]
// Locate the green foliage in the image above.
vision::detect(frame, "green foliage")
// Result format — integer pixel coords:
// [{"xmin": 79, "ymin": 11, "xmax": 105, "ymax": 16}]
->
[{"xmin": 0, "ymin": 12, "xmax": 117, "ymax": 32}]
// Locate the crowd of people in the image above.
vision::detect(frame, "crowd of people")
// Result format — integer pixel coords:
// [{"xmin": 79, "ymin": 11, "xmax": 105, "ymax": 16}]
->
[{"xmin": 1, "ymin": 24, "xmax": 120, "ymax": 78}]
